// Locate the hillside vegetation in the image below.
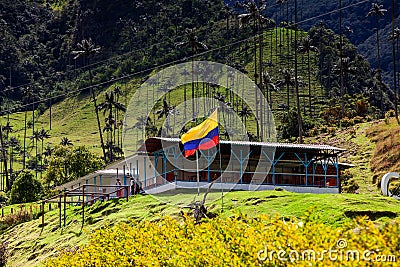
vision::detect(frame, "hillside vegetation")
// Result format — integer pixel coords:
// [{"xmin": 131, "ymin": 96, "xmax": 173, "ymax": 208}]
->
[{"xmin": 2, "ymin": 190, "xmax": 400, "ymax": 266}]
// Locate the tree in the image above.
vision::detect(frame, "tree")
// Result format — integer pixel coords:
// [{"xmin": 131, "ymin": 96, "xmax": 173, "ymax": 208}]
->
[
  {"xmin": 367, "ymin": 3, "xmax": 387, "ymax": 117},
  {"xmin": 30, "ymin": 130, "xmax": 41, "ymax": 177},
  {"xmin": 72, "ymin": 39, "xmax": 107, "ymax": 163},
  {"xmin": 175, "ymin": 28, "xmax": 208, "ymax": 121},
  {"xmin": 9, "ymin": 170, "xmax": 43, "ymax": 204},
  {"xmin": 8, "ymin": 136, "xmax": 19, "ymax": 182},
  {"xmin": 277, "ymin": 68, "xmax": 295, "ymax": 109},
  {"xmin": 38, "ymin": 128, "xmax": 50, "ymax": 174},
  {"xmin": 298, "ymin": 35, "xmax": 319, "ymax": 114},
  {"xmin": 43, "ymin": 145, "xmax": 103, "ymax": 187},
  {"xmin": 239, "ymin": 106, "xmax": 252, "ymax": 128},
  {"xmin": 97, "ymin": 91, "xmax": 126, "ymax": 162},
  {"xmin": 60, "ymin": 137, "xmax": 73, "ymax": 146},
  {"xmin": 389, "ymin": 0, "xmax": 399, "ymax": 123},
  {"xmin": 0, "ymin": 126, "xmax": 9, "ymax": 191},
  {"xmin": 238, "ymin": 0, "xmax": 268, "ymax": 139}
]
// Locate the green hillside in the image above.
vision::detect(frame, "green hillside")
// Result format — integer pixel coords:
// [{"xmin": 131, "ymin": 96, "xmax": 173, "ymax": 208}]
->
[{"xmin": 2, "ymin": 189, "xmax": 400, "ymax": 266}]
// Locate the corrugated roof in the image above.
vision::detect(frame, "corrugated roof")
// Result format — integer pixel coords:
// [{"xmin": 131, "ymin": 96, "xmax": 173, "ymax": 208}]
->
[{"xmin": 149, "ymin": 137, "xmax": 346, "ymax": 151}]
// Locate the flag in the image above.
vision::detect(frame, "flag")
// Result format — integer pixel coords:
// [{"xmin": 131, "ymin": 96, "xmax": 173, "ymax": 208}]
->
[{"xmin": 181, "ymin": 109, "xmax": 219, "ymax": 157}]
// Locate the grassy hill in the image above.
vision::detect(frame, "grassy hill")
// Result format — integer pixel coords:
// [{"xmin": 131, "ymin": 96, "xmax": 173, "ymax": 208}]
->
[{"xmin": 2, "ymin": 189, "xmax": 400, "ymax": 266}]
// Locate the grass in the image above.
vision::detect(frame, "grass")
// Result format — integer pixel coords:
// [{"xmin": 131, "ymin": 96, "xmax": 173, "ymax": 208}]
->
[{"xmin": 2, "ymin": 189, "xmax": 400, "ymax": 266}]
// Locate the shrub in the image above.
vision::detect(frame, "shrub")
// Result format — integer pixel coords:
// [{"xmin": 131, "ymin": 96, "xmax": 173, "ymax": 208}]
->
[
  {"xmin": 0, "ymin": 242, "xmax": 8, "ymax": 267},
  {"xmin": 0, "ymin": 210, "xmax": 32, "ymax": 229},
  {"xmin": 9, "ymin": 170, "xmax": 43, "ymax": 204},
  {"xmin": 340, "ymin": 117, "xmax": 353, "ymax": 128},
  {"xmin": 0, "ymin": 193, "xmax": 8, "ymax": 205},
  {"xmin": 43, "ymin": 215, "xmax": 400, "ymax": 267},
  {"xmin": 342, "ymin": 179, "xmax": 360, "ymax": 193}
]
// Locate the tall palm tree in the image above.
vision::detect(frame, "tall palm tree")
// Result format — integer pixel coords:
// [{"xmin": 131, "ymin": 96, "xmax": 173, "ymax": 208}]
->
[
  {"xmin": 175, "ymin": 28, "xmax": 208, "ymax": 121},
  {"xmin": 294, "ymin": 0, "xmax": 303, "ymax": 143},
  {"xmin": 38, "ymin": 128, "xmax": 50, "ymax": 175},
  {"xmin": 390, "ymin": 0, "xmax": 399, "ymax": 123},
  {"xmin": 30, "ymin": 130, "xmax": 41, "ymax": 178},
  {"xmin": 0, "ymin": 126, "xmax": 9, "ymax": 190},
  {"xmin": 97, "ymin": 91, "xmax": 126, "ymax": 162},
  {"xmin": 339, "ymin": 0, "xmax": 345, "ymax": 118},
  {"xmin": 238, "ymin": 0, "xmax": 268, "ymax": 139},
  {"xmin": 72, "ymin": 39, "xmax": 107, "ymax": 163},
  {"xmin": 8, "ymin": 136, "xmax": 19, "ymax": 182},
  {"xmin": 262, "ymin": 71, "xmax": 278, "ymax": 108},
  {"xmin": 60, "ymin": 137, "xmax": 73, "ymax": 146},
  {"xmin": 239, "ymin": 106, "xmax": 252, "ymax": 129},
  {"xmin": 367, "ymin": 3, "xmax": 387, "ymax": 117},
  {"xmin": 278, "ymin": 68, "xmax": 295, "ymax": 109},
  {"xmin": 22, "ymin": 86, "xmax": 34, "ymax": 169},
  {"xmin": 298, "ymin": 35, "xmax": 319, "ymax": 115}
]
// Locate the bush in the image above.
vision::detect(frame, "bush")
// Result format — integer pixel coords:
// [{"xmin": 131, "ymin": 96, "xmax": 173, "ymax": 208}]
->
[
  {"xmin": 43, "ymin": 215, "xmax": 400, "ymax": 266},
  {"xmin": 9, "ymin": 170, "xmax": 43, "ymax": 204},
  {"xmin": 0, "ymin": 242, "xmax": 8, "ymax": 267},
  {"xmin": 0, "ymin": 192, "xmax": 8, "ymax": 205},
  {"xmin": 0, "ymin": 210, "xmax": 32, "ymax": 230}
]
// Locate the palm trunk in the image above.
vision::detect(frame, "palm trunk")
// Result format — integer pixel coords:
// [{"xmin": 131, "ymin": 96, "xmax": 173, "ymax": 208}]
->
[
  {"xmin": 0, "ymin": 127, "xmax": 9, "ymax": 191},
  {"xmin": 339, "ymin": 0, "xmax": 345, "ymax": 119},
  {"xmin": 23, "ymin": 106, "xmax": 27, "ymax": 169},
  {"xmin": 375, "ymin": 16, "xmax": 383, "ymax": 117},
  {"xmin": 258, "ymin": 12, "xmax": 264, "ymax": 140},
  {"xmin": 392, "ymin": 0, "xmax": 399, "ymax": 123},
  {"xmin": 88, "ymin": 61, "xmax": 107, "ymax": 163},
  {"xmin": 307, "ymin": 51, "xmax": 312, "ymax": 115},
  {"xmin": 294, "ymin": 0, "xmax": 303, "ymax": 143}
]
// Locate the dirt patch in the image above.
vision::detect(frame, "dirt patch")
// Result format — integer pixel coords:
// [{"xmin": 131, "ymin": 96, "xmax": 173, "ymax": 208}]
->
[{"xmin": 344, "ymin": 210, "xmax": 397, "ymax": 220}]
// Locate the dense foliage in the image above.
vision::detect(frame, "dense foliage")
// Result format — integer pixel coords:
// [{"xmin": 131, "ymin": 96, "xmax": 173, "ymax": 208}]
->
[
  {"xmin": 9, "ymin": 170, "xmax": 43, "ymax": 204},
  {"xmin": 43, "ymin": 214, "xmax": 399, "ymax": 266},
  {"xmin": 43, "ymin": 145, "xmax": 103, "ymax": 187}
]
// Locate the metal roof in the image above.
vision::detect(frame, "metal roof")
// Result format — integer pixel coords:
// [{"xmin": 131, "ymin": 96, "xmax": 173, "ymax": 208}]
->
[{"xmin": 145, "ymin": 137, "xmax": 346, "ymax": 152}]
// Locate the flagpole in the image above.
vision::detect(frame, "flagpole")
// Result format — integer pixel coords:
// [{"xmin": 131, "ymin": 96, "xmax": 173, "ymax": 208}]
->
[{"xmin": 196, "ymin": 149, "xmax": 200, "ymax": 196}]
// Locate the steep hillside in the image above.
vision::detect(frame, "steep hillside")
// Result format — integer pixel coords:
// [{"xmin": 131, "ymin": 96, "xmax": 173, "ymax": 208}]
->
[{"xmin": 367, "ymin": 117, "xmax": 400, "ymax": 184}]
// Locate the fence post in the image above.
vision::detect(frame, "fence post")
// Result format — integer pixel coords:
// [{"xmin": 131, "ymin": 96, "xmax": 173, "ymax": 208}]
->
[
  {"xmin": 82, "ymin": 185, "xmax": 85, "ymax": 227},
  {"xmin": 59, "ymin": 195, "xmax": 62, "ymax": 228},
  {"xmin": 41, "ymin": 201, "xmax": 44, "ymax": 228},
  {"xmin": 64, "ymin": 190, "xmax": 67, "ymax": 227}
]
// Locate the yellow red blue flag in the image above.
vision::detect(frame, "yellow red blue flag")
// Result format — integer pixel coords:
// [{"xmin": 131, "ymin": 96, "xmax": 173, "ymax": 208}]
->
[{"xmin": 181, "ymin": 109, "xmax": 219, "ymax": 157}]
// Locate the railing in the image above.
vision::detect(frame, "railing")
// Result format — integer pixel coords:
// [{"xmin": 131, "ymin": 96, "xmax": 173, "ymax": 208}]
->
[{"xmin": 40, "ymin": 184, "xmax": 130, "ymax": 230}]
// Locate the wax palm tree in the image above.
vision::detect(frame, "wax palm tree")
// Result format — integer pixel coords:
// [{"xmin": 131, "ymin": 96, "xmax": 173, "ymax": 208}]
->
[
  {"xmin": 30, "ymin": 130, "xmax": 41, "ymax": 178},
  {"xmin": 390, "ymin": 0, "xmax": 399, "ymax": 123},
  {"xmin": 22, "ymin": 86, "xmax": 34, "ymax": 169},
  {"xmin": 298, "ymin": 35, "xmax": 319, "ymax": 115},
  {"xmin": 239, "ymin": 106, "xmax": 252, "ymax": 128},
  {"xmin": 38, "ymin": 128, "xmax": 50, "ymax": 174},
  {"xmin": 262, "ymin": 71, "xmax": 278, "ymax": 108},
  {"xmin": 43, "ymin": 143, "xmax": 53, "ymax": 157},
  {"xmin": 2, "ymin": 122, "xmax": 12, "ymax": 139},
  {"xmin": 97, "ymin": 91, "xmax": 126, "ymax": 162},
  {"xmin": 238, "ymin": 0, "xmax": 268, "ymax": 138},
  {"xmin": 60, "ymin": 137, "xmax": 73, "ymax": 146},
  {"xmin": 277, "ymin": 68, "xmax": 295, "ymax": 109},
  {"xmin": 293, "ymin": 0, "xmax": 304, "ymax": 143},
  {"xmin": 0, "ymin": 126, "xmax": 9, "ymax": 190},
  {"xmin": 155, "ymin": 99, "xmax": 173, "ymax": 119},
  {"xmin": 8, "ymin": 136, "xmax": 19, "ymax": 181},
  {"xmin": 72, "ymin": 39, "xmax": 107, "ymax": 162},
  {"xmin": 367, "ymin": 3, "xmax": 387, "ymax": 117},
  {"xmin": 175, "ymin": 28, "xmax": 208, "ymax": 120}
]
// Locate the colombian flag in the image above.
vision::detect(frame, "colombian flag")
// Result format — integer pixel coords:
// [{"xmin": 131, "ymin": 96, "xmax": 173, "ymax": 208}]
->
[{"xmin": 181, "ymin": 109, "xmax": 219, "ymax": 157}]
